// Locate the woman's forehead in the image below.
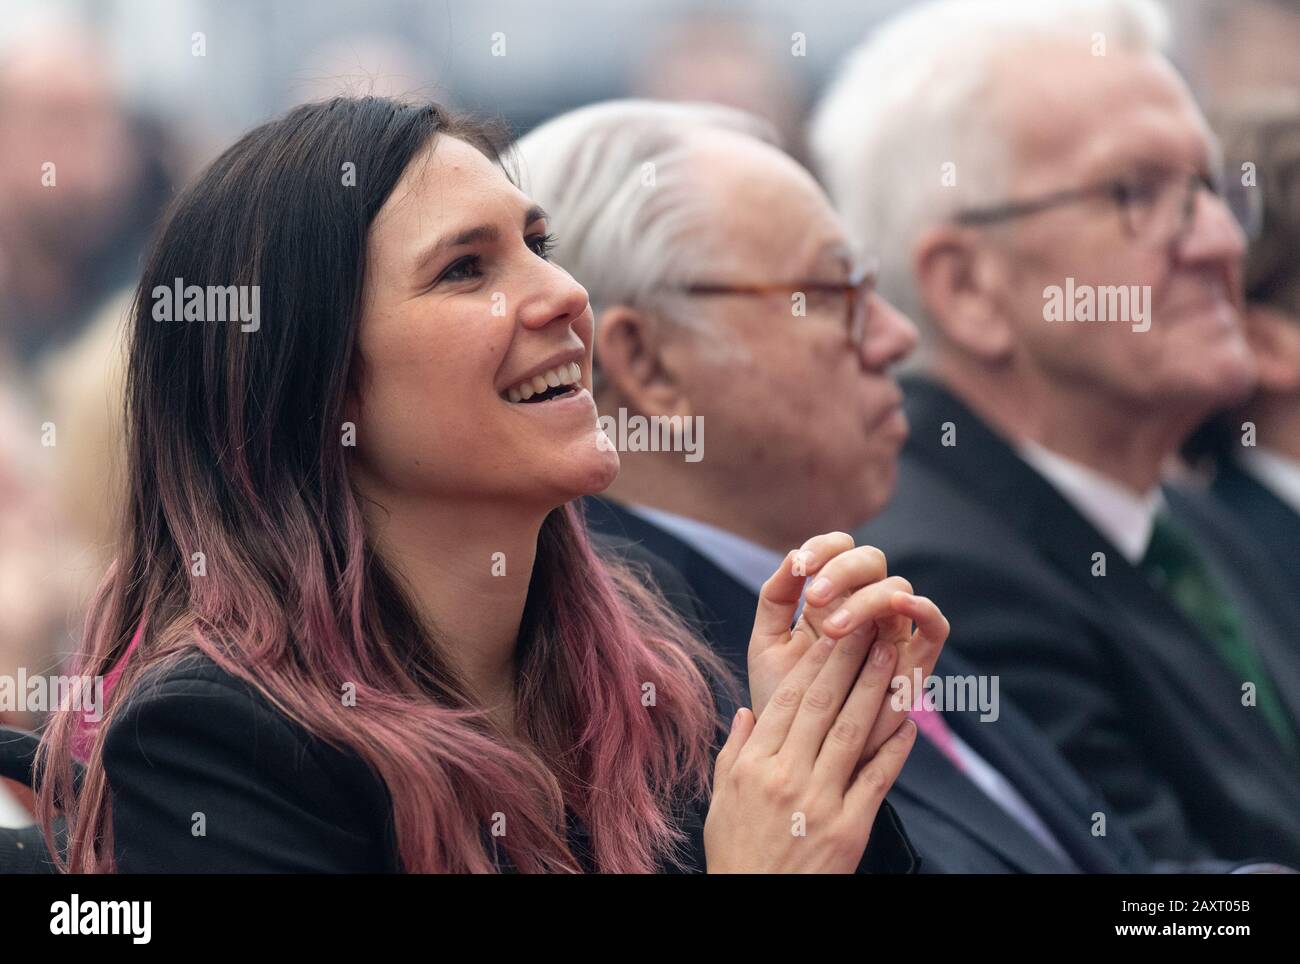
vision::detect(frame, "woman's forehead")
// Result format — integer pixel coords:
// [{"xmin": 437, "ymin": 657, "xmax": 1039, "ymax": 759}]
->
[{"xmin": 378, "ymin": 136, "xmax": 519, "ymax": 225}]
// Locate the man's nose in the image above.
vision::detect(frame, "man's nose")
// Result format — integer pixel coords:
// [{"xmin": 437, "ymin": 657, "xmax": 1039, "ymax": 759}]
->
[
  {"xmin": 1178, "ymin": 187, "xmax": 1248, "ymax": 266},
  {"xmin": 859, "ymin": 295, "xmax": 919, "ymax": 370}
]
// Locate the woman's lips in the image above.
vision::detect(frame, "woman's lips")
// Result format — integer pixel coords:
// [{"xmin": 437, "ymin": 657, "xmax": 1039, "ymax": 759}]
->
[{"xmin": 506, "ymin": 384, "xmax": 597, "ymax": 417}]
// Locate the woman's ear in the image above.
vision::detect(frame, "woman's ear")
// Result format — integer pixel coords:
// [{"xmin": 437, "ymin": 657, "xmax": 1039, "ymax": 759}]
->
[
  {"xmin": 1244, "ymin": 304, "xmax": 1300, "ymax": 393},
  {"xmin": 913, "ymin": 224, "xmax": 1016, "ymax": 362},
  {"xmin": 593, "ymin": 305, "xmax": 690, "ymax": 417}
]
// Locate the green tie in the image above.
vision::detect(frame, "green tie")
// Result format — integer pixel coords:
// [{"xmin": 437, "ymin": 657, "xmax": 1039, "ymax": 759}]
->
[{"xmin": 1141, "ymin": 512, "xmax": 1298, "ymax": 757}]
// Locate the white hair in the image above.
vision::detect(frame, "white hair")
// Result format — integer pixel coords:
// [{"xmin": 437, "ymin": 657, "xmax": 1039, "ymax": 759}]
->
[
  {"xmin": 515, "ymin": 99, "xmax": 778, "ymax": 325},
  {"xmin": 810, "ymin": 0, "xmax": 1171, "ymax": 335}
]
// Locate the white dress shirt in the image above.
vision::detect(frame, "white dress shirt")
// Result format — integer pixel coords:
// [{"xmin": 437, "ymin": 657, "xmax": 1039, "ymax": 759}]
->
[
  {"xmin": 1018, "ymin": 440, "xmax": 1163, "ymax": 564},
  {"xmin": 0, "ymin": 783, "xmax": 33, "ymax": 828},
  {"xmin": 1237, "ymin": 447, "xmax": 1300, "ymax": 518},
  {"xmin": 625, "ymin": 504, "xmax": 788, "ymax": 593},
  {"xmin": 625, "ymin": 502, "xmax": 1075, "ymax": 866}
]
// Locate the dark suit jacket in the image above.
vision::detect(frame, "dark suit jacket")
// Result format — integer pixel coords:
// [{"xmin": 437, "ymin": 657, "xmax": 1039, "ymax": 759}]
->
[
  {"xmin": 1211, "ymin": 457, "xmax": 1300, "ymax": 602},
  {"xmin": 857, "ymin": 376, "xmax": 1300, "ymax": 865},
  {"xmin": 583, "ymin": 495, "xmax": 1153, "ymax": 873},
  {"xmin": 101, "ymin": 535, "xmax": 917, "ymax": 873}
]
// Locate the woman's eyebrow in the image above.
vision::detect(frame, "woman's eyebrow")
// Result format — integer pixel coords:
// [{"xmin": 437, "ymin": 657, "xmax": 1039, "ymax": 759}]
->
[{"xmin": 411, "ymin": 205, "xmax": 550, "ymax": 275}]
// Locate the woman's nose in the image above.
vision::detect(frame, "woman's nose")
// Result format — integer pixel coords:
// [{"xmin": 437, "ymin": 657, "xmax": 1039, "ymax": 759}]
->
[{"xmin": 517, "ymin": 262, "xmax": 590, "ymax": 331}]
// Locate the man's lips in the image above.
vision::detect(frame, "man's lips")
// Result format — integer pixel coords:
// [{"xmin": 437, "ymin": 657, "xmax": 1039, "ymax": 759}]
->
[{"xmin": 866, "ymin": 382, "xmax": 906, "ymax": 432}]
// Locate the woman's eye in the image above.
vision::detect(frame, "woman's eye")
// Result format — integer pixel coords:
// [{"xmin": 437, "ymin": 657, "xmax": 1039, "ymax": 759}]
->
[
  {"xmin": 438, "ymin": 255, "xmax": 481, "ymax": 284},
  {"xmin": 527, "ymin": 232, "xmax": 557, "ymax": 260}
]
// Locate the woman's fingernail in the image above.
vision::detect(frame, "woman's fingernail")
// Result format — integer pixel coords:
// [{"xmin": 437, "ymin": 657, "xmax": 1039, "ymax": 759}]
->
[
  {"xmin": 826, "ymin": 607, "xmax": 851, "ymax": 629},
  {"xmin": 873, "ymin": 642, "xmax": 893, "ymax": 665},
  {"xmin": 809, "ymin": 577, "xmax": 832, "ymax": 597}
]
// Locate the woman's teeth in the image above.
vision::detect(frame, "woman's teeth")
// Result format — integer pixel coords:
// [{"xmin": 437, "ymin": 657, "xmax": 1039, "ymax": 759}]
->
[{"xmin": 505, "ymin": 361, "xmax": 582, "ymax": 403}]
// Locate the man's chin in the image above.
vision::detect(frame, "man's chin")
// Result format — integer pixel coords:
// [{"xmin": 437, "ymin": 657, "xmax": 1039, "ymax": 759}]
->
[
  {"xmin": 1203, "ymin": 349, "xmax": 1260, "ymax": 409},
  {"xmin": 856, "ymin": 461, "xmax": 900, "ymax": 524}
]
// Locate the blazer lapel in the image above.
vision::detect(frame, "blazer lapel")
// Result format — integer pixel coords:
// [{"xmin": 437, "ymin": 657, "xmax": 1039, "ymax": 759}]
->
[
  {"xmin": 942, "ymin": 697, "xmax": 1143, "ymax": 873},
  {"xmin": 1213, "ymin": 459, "xmax": 1300, "ymax": 579},
  {"xmin": 901, "ymin": 376, "xmax": 1300, "ymax": 786},
  {"xmin": 581, "ymin": 496, "xmax": 758, "ymax": 670},
  {"xmin": 891, "ymin": 735, "xmax": 1073, "ymax": 873},
  {"xmin": 1166, "ymin": 484, "xmax": 1300, "ymax": 739}
]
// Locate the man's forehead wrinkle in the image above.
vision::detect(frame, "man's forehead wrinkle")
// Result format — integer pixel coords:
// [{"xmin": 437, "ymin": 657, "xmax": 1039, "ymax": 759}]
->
[
  {"xmin": 1068, "ymin": 90, "xmax": 1215, "ymax": 182},
  {"xmin": 997, "ymin": 51, "xmax": 1211, "ymax": 190},
  {"xmin": 701, "ymin": 177, "xmax": 846, "ymax": 279}
]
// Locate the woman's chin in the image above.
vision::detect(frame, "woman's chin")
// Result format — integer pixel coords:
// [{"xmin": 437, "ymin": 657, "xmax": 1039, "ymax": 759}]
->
[
  {"xmin": 529, "ymin": 444, "xmax": 622, "ymax": 510},
  {"xmin": 574, "ymin": 445, "xmax": 621, "ymax": 496}
]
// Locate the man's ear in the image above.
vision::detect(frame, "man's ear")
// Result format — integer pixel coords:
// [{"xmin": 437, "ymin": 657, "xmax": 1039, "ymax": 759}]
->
[
  {"xmin": 593, "ymin": 305, "xmax": 691, "ymax": 417},
  {"xmin": 1244, "ymin": 303, "xmax": 1300, "ymax": 393},
  {"xmin": 913, "ymin": 224, "xmax": 1016, "ymax": 362}
]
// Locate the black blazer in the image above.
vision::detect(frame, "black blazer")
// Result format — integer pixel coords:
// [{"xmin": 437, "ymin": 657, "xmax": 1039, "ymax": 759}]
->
[
  {"xmin": 857, "ymin": 376, "xmax": 1300, "ymax": 865},
  {"xmin": 102, "ymin": 535, "xmax": 917, "ymax": 873},
  {"xmin": 583, "ymin": 496, "xmax": 1153, "ymax": 873},
  {"xmin": 1211, "ymin": 457, "xmax": 1300, "ymax": 602}
]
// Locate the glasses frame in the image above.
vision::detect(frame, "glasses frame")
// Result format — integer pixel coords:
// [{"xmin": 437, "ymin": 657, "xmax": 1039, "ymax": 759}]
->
[
  {"xmin": 677, "ymin": 261, "xmax": 879, "ymax": 347},
  {"xmin": 952, "ymin": 169, "xmax": 1242, "ymax": 246}
]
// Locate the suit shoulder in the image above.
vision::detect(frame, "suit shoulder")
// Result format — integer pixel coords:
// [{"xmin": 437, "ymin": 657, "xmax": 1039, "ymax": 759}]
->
[{"xmin": 106, "ymin": 651, "xmax": 368, "ymax": 784}]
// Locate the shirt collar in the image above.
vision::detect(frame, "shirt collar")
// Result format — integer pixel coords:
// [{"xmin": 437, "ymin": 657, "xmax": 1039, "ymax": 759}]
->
[
  {"xmin": 623, "ymin": 504, "xmax": 786, "ymax": 596},
  {"xmin": 1017, "ymin": 440, "xmax": 1164, "ymax": 564},
  {"xmin": 1237, "ymin": 447, "xmax": 1300, "ymax": 518}
]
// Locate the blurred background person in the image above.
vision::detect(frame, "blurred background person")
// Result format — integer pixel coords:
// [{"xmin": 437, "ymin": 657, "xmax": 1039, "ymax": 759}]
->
[
  {"xmin": 812, "ymin": 0, "xmax": 1300, "ymax": 865},
  {"xmin": 1188, "ymin": 102, "xmax": 1300, "ymax": 600},
  {"xmin": 0, "ymin": 10, "xmax": 177, "ymax": 826},
  {"xmin": 1170, "ymin": 0, "xmax": 1300, "ymax": 108},
  {"xmin": 627, "ymin": 11, "xmax": 809, "ymax": 161},
  {"xmin": 1172, "ymin": 0, "xmax": 1300, "ymax": 600},
  {"xmin": 0, "ymin": 15, "xmax": 172, "ymax": 365}
]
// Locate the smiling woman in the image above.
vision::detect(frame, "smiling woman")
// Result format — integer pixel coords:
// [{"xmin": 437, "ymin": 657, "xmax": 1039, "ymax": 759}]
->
[{"xmin": 32, "ymin": 96, "xmax": 931, "ymax": 875}]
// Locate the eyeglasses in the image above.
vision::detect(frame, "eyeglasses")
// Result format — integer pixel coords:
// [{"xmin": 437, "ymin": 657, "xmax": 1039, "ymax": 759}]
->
[
  {"xmin": 677, "ymin": 260, "xmax": 879, "ymax": 348},
  {"xmin": 953, "ymin": 168, "xmax": 1263, "ymax": 246}
]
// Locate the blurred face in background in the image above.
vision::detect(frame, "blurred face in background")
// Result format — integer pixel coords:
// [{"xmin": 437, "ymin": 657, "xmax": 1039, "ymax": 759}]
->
[
  {"xmin": 1233, "ymin": 115, "xmax": 1300, "ymax": 406},
  {"xmin": 647, "ymin": 131, "xmax": 917, "ymax": 528},
  {"xmin": 974, "ymin": 43, "xmax": 1256, "ymax": 419},
  {"xmin": 0, "ymin": 31, "xmax": 140, "ymax": 256}
]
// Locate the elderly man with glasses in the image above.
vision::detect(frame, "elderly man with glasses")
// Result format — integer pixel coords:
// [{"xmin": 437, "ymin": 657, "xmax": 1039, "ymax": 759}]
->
[
  {"xmin": 512, "ymin": 99, "xmax": 1238, "ymax": 874},
  {"xmin": 813, "ymin": 0, "xmax": 1300, "ymax": 866}
]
